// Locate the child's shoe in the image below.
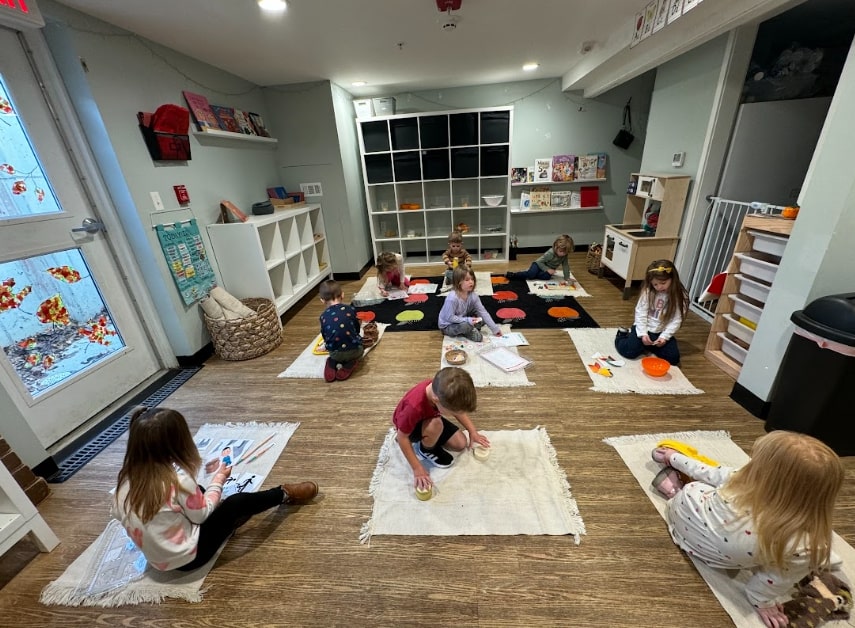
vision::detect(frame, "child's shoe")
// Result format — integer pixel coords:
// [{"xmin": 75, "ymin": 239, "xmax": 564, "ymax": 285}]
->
[
  {"xmin": 335, "ymin": 360, "xmax": 358, "ymax": 380},
  {"xmin": 615, "ymin": 327, "xmax": 630, "ymax": 340},
  {"xmin": 281, "ymin": 481, "xmax": 319, "ymax": 504},
  {"xmin": 464, "ymin": 329, "xmax": 483, "ymax": 342},
  {"xmin": 416, "ymin": 442, "xmax": 454, "ymax": 468},
  {"xmin": 323, "ymin": 358, "xmax": 337, "ymax": 382}
]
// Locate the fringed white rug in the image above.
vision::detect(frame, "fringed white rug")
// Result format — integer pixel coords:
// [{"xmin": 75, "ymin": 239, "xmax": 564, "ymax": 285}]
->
[
  {"xmin": 440, "ymin": 324, "xmax": 534, "ymax": 388},
  {"xmin": 604, "ymin": 430, "xmax": 855, "ymax": 628},
  {"xmin": 438, "ymin": 271, "xmax": 494, "ymax": 296},
  {"xmin": 40, "ymin": 421, "xmax": 298, "ymax": 607},
  {"xmin": 277, "ymin": 323, "xmax": 389, "ymax": 379},
  {"xmin": 361, "ymin": 427, "xmax": 585, "ymax": 544},
  {"xmin": 526, "ymin": 272, "xmax": 591, "ymax": 298},
  {"xmin": 566, "ymin": 328, "xmax": 703, "ymax": 395}
]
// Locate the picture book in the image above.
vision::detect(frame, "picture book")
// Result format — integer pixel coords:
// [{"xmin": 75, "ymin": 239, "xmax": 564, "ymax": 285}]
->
[
  {"xmin": 220, "ymin": 200, "xmax": 249, "ymax": 223},
  {"xmin": 510, "ymin": 167, "xmax": 528, "ymax": 184},
  {"xmin": 519, "ymin": 191, "xmax": 531, "ymax": 210},
  {"xmin": 533, "ymin": 158, "xmax": 552, "ymax": 182},
  {"xmin": 182, "ymin": 91, "xmax": 220, "ymax": 131},
  {"xmin": 596, "ymin": 153, "xmax": 608, "ymax": 179},
  {"xmin": 233, "ymin": 109, "xmax": 257, "ymax": 135},
  {"xmin": 550, "ymin": 190, "xmax": 572, "ymax": 208},
  {"xmin": 530, "ymin": 187, "xmax": 552, "ymax": 209},
  {"xmin": 551, "ymin": 155, "xmax": 576, "ymax": 182},
  {"xmin": 248, "ymin": 112, "xmax": 272, "ymax": 137},
  {"xmin": 576, "ymin": 155, "xmax": 598, "ymax": 180},
  {"xmin": 210, "ymin": 105, "xmax": 241, "ymax": 133},
  {"xmin": 267, "ymin": 186, "xmax": 288, "ymax": 199}
]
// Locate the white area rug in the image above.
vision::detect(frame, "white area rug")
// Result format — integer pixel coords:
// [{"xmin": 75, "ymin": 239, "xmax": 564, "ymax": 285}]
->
[
  {"xmin": 440, "ymin": 324, "xmax": 533, "ymax": 388},
  {"xmin": 40, "ymin": 422, "xmax": 298, "ymax": 607},
  {"xmin": 603, "ymin": 430, "xmax": 855, "ymax": 628},
  {"xmin": 361, "ymin": 427, "xmax": 585, "ymax": 544},
  {"xmin": 277, "ymin": 323, "xmax": 389, "ymax": 379},
  {"xmin": 438, "ymin": 271, "xmax": 494, "ymax": 296},
  {"xmin": 526, "ymin": 272, "xmax": 591, "ymax": 298},
  {"xmin": 566, "ymin": 328, "xmax": 703, "ymax": 395}
]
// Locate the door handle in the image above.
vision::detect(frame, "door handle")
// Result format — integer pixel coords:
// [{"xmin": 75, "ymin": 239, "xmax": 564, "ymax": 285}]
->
[{"xmin": 72, "ymin": 217, "xmax": 107, "ymax": 234}]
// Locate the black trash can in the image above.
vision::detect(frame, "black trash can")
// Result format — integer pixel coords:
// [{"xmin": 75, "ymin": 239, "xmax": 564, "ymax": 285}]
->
[{"xmin": 766, "ymin": 292, "xmax": 855, "ymax": 455}]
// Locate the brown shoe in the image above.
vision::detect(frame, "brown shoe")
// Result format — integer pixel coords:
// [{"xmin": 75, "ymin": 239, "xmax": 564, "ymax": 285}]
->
[{"xmin": 281, "ymin": 481, "xmax": 319, "ymax": 504}]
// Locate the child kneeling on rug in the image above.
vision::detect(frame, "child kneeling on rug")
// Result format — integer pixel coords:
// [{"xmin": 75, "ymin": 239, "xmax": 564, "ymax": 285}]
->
[
  {"xmin": 319, "ymin": 279, "xmax": 364, "ymax": 382},
  {"xmin": 438, "ymin": 266, "xmax": 502, "ymax": 342},
  {"xmin": 615, "ymin": 259, "xmax": 688, "ymax": 365},
  {"xmin": 112, "ymin": 407, "xmax": 318, "ymax": 572},
  {"xmin": 392, "ymin": 367, "xmax": 490, "ymax": 490},
  {"xmin": 507, "ymin": 234, "xmax": 573, "ymax": 281},
  {"xmin": 651, "ymin": 431, "xmax": 844, "ymax": 628}
]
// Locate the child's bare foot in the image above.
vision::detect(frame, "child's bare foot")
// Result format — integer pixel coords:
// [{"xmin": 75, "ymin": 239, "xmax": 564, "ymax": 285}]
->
[{"xmin": 281, "ymin": 481, "xmax": 319, "ymax": 504}]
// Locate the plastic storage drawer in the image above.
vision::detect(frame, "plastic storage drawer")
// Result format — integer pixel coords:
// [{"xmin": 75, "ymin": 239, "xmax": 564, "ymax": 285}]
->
[
  {"xmin": 724, "ymin": 313, "xmax": 756, "ymax": 344},
  {"xmin": 734, "ymin": 273, "xmax": 771, "ymax": 304},
  {"xmin": 735, "ymin": 252, "xmax": 780, "ymax": 284},
  {"xmin": 718, "ymin": 332, "xmax": 748, "ymax": 364},
  {"xmin": 727, "ymin": 293, "xmax": 764, "ymax": 328},
  {"xmin": 747, "ymin": 230, "xmax": 787, "ymax": 257}
]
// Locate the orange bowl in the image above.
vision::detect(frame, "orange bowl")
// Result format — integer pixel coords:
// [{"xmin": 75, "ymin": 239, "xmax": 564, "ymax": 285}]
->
[{"xmin": 641, "ymin": 356, "xmax": 670, "ymax": 377}]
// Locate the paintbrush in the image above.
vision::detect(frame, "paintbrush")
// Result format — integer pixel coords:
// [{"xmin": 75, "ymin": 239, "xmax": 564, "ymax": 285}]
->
[
  {"xmin": 239, "ymin": 443, "xmax": 275, "ymax": 467},
  {"xmin": 233, "ymin": 433, "xmax": 274, "ymax": 466}
]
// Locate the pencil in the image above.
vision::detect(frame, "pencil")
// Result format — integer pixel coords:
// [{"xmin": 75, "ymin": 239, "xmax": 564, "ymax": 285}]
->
[
  {"xmin": 240, "ymin": 443, "xmax": 275, "ymax": 466},
  {"xmin": 234, "ymin": 433, "xmax": 275, "ymax": 466}
]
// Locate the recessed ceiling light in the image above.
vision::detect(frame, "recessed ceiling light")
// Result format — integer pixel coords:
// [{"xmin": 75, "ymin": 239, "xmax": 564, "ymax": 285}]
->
[
  {"xmin": 258, "ymin": 0, "xmax": 287, "ymax": 12},
  {"xmin": 522, "ymin": 63, "xmax": 539, "ymax": 72},
  {"xmin": 352, "ymin": 81, "xmax": 367, "ymax": 87}
]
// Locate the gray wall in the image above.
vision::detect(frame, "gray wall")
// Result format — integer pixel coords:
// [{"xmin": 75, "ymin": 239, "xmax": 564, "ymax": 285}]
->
[
  {"xmin": 385, "ymin": 77, "xmax": 653, "ymax": 248},
  {"xmin": 42, "ymin": 1, "xmax": 281, "ymax": 357}
]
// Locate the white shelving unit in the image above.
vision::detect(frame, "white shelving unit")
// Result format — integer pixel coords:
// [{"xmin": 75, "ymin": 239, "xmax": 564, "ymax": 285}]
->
[
  {"xmin": 357, "ymin": 106, "xmax": 512, "ymax": 264},
  {"xmin": 0, "ymin": 461, "xmax": 58, "ymax": 558},
  {"xmin": 206, "ymin": 204, "xmax": 330, "ymax": 316}
]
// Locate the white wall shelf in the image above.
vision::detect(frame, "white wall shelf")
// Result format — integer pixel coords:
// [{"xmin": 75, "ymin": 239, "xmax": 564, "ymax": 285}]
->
[
  {"xmin": 206, "ymin": 204, "xmax": 330, "ymax": 316},
  {"xmin": 511, "ymin": 205, "xmax": 603, "ymax": 214},
  {"xmin": 357, "ymin": 106, "xmax": 512, "ymax": 265},
  {"xmin": 511, "ymin": 178, "xmax": 606, "ymax": 187},
  {"xmin": 192, "ymin": 129, "xmax": 278, "ymax": 148}
]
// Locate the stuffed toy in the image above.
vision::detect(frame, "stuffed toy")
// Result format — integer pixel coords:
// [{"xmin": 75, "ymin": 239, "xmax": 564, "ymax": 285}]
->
[
  {"xmin": 783, "ymin": 571, "xmax": 852, "ymax": 628},
  {"xmin": 361, "ymin": 321, "xmax": 379, "ymax": 349}
]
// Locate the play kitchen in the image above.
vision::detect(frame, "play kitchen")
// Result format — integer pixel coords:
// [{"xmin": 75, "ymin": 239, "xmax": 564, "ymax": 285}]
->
[{"xmin": 599, "ymin": 173, "xmax": 691, "ymax": 299}]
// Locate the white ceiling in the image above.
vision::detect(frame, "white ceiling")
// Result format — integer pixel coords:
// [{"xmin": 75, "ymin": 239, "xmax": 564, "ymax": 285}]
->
[{"xmin": 52, "ymin": 0, "xmax": 645, "ymax": 97}]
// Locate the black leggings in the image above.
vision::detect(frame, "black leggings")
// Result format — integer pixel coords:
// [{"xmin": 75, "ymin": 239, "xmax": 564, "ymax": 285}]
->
[{"xmin": 176, "ymin": 486, "xmax": 284, "ymax": 571}]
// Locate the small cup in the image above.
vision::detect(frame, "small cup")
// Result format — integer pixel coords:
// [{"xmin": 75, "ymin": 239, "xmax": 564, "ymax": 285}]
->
[
  {"xmin": 415, "ymin": 486, "xmax": 433, "ymax": 501},
  {"xmin": 380, "ymin": 201, "xmax": 389, "ymax": 211},
  {"xmin": 472, "ymin": 445, "xmax": 490, "ymax": 461},
  {"xmin": 460, "ymin": 196, "xmax": 470, "ymax": 208}
]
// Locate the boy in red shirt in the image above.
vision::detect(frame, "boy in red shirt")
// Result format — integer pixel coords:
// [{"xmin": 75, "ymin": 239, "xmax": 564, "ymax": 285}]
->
[{"xmin": 392, "ymin": 367, "xmax": 490, "ymax": 491}]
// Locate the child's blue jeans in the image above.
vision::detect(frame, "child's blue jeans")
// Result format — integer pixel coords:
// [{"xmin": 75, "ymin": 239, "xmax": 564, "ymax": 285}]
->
[
  {"xmin": 615, "ymin": 325, "xmax": 681, "ymax": 365},
  {"xmin": 514, "ymin": 262, "xmax": 552, "ymax": 280}
]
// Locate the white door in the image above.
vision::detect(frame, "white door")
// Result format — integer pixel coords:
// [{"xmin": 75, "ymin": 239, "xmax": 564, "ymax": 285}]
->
[{"xmin": 0, "ymin": 27, "xmax": 160, "ymax": 448}]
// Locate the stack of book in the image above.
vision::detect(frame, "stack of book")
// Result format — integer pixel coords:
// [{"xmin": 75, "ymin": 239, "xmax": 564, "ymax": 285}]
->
[{"xmin": 182, "ymin": 91, "xmax": 271, "ymax": 137}]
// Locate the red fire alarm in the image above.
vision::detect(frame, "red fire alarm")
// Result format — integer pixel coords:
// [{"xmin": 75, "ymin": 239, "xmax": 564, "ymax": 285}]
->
[
  {"xmin": 173, "ymin": 184, "xmax": 190, "ymax": 204},
  {"xmin": 436, "ymin": 0, "xmax": 461, "ymax": 11}
]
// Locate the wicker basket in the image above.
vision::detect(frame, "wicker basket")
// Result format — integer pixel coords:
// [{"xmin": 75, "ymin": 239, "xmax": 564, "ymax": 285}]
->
[
  {"xmin": 586, "ymin": 243, "xmax": 603, "ymax": 275},
  {"xmin": 203, "ymin": 298, "xmax": 282, "ymax": 361}
]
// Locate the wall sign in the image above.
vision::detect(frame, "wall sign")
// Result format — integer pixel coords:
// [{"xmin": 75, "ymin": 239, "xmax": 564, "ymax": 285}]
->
[{"xmin": 0, "ymin": 0, "xmax": 45, "ymax": 30}]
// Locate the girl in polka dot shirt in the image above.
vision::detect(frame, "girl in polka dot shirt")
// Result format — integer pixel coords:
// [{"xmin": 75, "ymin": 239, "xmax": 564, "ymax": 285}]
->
[{"xmin": 652, "ymin": 431, "xmax": 844, "ymax": 628}]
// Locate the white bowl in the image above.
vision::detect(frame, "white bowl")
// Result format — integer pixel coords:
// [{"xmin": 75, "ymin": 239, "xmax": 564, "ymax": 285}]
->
[{"xmin": 482, "ymin": 195, "xmax": 504, "ymax": 206}]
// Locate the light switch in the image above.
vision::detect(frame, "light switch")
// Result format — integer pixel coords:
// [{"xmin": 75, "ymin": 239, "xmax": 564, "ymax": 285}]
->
[{"xmin": 150, "ymin": 191, "xmax": 165, "ymax": 210}]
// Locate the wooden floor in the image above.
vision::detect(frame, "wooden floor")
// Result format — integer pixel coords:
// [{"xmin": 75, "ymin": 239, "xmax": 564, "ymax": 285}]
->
[{"xmin": 2, "ymin": 252, "xmax": 853, "ymax": 627}]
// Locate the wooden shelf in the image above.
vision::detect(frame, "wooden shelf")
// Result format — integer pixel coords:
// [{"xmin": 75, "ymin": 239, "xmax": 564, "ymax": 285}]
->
[
  {"xmin": 511, "ymin": 205, "xmax": 603, "ymax": 214},
  {"xmin": 192, "ymin": 129, "xmax": 278, "ymax": 147}
]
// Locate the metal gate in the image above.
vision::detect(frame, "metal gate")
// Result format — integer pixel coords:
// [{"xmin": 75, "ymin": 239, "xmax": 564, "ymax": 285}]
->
[{"xmin": 687, "ymin": 198, "xmax": 785, "ymax": 321}]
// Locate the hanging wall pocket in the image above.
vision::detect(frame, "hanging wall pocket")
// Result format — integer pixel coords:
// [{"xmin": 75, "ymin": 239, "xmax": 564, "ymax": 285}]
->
[
  {"xmin": 612, "ymin": 98, "xmax": 635, "ymax": 150},
  {"xmin": 138, "ymin": 104, "xmax": 191, "ymax": 161}
]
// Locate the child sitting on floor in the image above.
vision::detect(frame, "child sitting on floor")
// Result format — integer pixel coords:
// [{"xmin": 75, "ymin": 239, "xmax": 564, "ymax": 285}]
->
[
  {"xmin": 507, "ymin": 234, "xmax": 573, "ymax": 281},
  {"xmin": 392, "ymin": 367, "xmax": 490, "ymax": 490},
  {"xmin": 438, "ymin": 266, "xmax": 502, "ymax": 342},
  {"xmin": 651, "ymin": 431, "xmax": 844, "ymax": 628},
  {"xmin": 375, "ymin": 251, "xmax": 408, "ymax": 297},
  {"xmin": 442, "ymin": 230, "xmax": 473, "ymax": 287},
  {"xmin": 112, "ymin": 406, "xmax": 318, "ymax": 572},
  {"xmin": 318, "ymin": 279, "xmax": 364, "ymax": 382}
]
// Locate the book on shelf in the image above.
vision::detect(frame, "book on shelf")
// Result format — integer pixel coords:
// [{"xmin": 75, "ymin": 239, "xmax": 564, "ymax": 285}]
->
[
  {"xmin": 233, "ymin": 109, "xmax": 257, "ymax": 135},
  {"xmin": 596, "ymin": 153, "xmax": 608, "ymax": 179},
  {"xmin": 220, "ymin": 200, "xmax": 249, "ymax": 223},
  {"xmin": 510, "ymin": 167, "xmax": 528, "ymax": 184},
  {"xmin": 533, "ymin": 158, "xmax": 552, "ymax": 183},
  {"xmin": 210, "ymin": 105, "xmax": 241, "ymax": 134},
  {"xmin": 182, "ymin": 91, "xmax": 220, "ymax": 131},
  {"xmin": 248, "ymin": 112, "xmax": 272, "ymax": 137},
  {"xmin": 519, "ymin": 191, "xmax": 531, "ymax": 210},
  {"xmin": 576, "ymin": 155, "xmax": 598, "ymax": 180},
  {"xmin": 550, "ymin": 190, "xmax": 572, "ymax": 208},
  {"xmin": 530, "ymin": 187, "xmax": 552, "ymax": 209},
  {"xmin": 551, "ymin": 155, "xmax": 576, "ymax": 182}
]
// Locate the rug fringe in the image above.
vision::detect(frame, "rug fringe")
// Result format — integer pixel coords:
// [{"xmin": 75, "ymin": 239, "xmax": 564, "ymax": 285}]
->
[
  {"xmin": 602, "ymin": 429, "xmax": 732, "ymax": 447},
  {"xmin": 536, "ymin": 426, "xmax": 586, "ymax": 544},
  {"xmin": 40, "ymin": 582, "xmax": 204, "ymax": 607},
  {"xmin": 588, "ymin": 385, "xmax": 704, "ymax": 395},
  {"xmin": 360, "ymin": 428, "xmax": 396, "ymax": 545},
  {"xmin": 200, "ymin": 421, "xmax": 301, "ymax": 430}
]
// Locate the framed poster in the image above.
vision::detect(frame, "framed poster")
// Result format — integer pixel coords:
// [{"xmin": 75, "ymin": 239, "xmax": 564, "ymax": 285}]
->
[
  {"xmin": 667, "ymin": 0, "xmax": 685, "ymax": 24},
  {"xmin": 652, "ymin": 0, "xmax": 669, "ymax": 33},
  {"xmin": 154, "ymin": 218, "xmax": 217, "ymax": 305}
]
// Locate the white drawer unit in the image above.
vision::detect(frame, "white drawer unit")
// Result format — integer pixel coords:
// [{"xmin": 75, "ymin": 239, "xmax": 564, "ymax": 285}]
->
[{"xmin": 601, "ymin": 227, "xmax": 632, "ymax": 278}]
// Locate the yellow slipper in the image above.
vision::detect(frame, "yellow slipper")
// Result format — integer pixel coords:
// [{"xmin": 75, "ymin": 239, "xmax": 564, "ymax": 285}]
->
[{"xmin": 655, "ymin": 439, "xmax": 719, "ymax": 467}]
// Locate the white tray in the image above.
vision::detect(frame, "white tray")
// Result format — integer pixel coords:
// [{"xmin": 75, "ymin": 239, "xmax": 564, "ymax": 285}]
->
[
  {"xmin": 735, "ymin": 252, "xmax": 780, "ymax": 284},
  {"xmin": 734, "ymin": 273, "xmax": 771, "ymax": 304},
  {"xmin": 747, "ymin": 230, "xmax": 787, "ymax": 257}
]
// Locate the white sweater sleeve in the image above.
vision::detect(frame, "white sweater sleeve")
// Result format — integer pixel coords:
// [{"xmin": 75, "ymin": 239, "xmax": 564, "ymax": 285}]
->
[{"xmin": 634, "ymin": 291, "xmax": 650, "ymax": 336}]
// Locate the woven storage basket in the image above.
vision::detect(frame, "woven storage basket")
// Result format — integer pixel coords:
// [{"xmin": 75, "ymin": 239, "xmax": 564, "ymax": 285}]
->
[
  {"xmin": 203, "ymin": 297, "xmax": 282, "ymax": 361},
  {"xmin": 586, "ymin": 243, "xmax": 603, "ymax": 275}
]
